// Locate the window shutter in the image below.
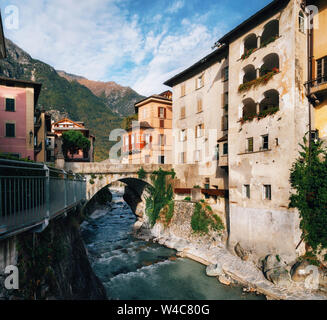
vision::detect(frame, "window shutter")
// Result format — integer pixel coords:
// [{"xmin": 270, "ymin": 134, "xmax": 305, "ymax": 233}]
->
[
  {"xmin": 158, "ymin": 107, "xmax": 160, "ymax": 118},
  {"xmin": 164, "ymin": 108, "xmax": 166, "ymax": 118}
]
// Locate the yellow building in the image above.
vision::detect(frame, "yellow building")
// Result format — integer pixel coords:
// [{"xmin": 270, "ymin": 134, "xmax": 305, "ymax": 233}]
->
[
  {"xmin": 307, "ymin": 0, "xmax": 327, "ymax": 140},
  {"xmin": 122, "ymin": 91, "xmax": 173, "ymax": 164}
]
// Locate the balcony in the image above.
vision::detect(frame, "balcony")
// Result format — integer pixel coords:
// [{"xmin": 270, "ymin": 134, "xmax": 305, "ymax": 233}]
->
[
  {"xmin": 218, "ymin": 155, "xmax": 228, "ymax": 167},
  {"xmin": 307, "ymin": 77, "xmax": 327, "ymax": 99}
]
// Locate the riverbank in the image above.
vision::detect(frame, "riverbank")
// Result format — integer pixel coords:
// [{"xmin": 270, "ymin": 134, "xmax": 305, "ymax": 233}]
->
[{"xmin": 133, "ymin": 200, "xmax": 327, "ymax": 300}]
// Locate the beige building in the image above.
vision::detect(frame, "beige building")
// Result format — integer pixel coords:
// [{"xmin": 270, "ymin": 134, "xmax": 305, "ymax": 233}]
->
[
  {"xmin": 122, "ymin": 91, "xmax": 173, "ymax": 164},
  {"xmin": 164, "ymin": 48, "xmax": 230, "ymax": 214},
  {"xmin": 165, "ymin": 0, "xmax": 312, "ymax": 260}
]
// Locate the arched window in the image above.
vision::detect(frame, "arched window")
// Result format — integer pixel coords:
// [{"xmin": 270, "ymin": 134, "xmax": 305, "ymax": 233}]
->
[
  {"xmin": 261, "ymin": 20, "xmax": 279, "ymax": 47},
  {"xmin": 242, "ymin": 98, "xmax": 257, "ymax": 118},
  {"xmin": 243, "ymin": 33, "xmax": 257, "ymax": 55},
  {"xmin": 299, "ymin": 11, "xmax": 305, "ymax": 33},
  {"xmin": 243, "ymin": 65, "xmax": 256, "ymax": 84},
  {"xmin": 260, "ymin": 53, "xmax": 280, "ymax": 76},
  {"xmin": 259, "ymin": 89, "xmax": 279, "ymax": 113}
]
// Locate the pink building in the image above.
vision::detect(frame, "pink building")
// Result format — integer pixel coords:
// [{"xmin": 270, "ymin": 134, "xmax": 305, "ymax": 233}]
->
[{"xmin": 0, "ymin": 77, "xmax": 41, "ymax": 160}]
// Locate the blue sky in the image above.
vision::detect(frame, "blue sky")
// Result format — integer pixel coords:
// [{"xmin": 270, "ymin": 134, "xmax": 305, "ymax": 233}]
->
[{"xmin": 0, "ymin": 0, "xmax": 271, "ymax": 95}]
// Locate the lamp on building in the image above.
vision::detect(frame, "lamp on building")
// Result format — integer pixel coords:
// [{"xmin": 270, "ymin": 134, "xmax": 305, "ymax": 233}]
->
[{"xmin": 29, "ymin": 130, "xmax": 33, "ymax": 144}]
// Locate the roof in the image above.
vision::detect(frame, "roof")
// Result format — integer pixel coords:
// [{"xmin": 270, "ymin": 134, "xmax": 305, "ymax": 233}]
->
[
  {"xmin": 134, "ymin": 92, "xmax": 172, "ymax": 112},
  {"xmin": 164, "ymin": 0, "xmax": 290, "ymax": 87},
  {"xmin": 0, "ymin": 11, "xmax": 6, "ymax": 59},
  {"xmin": 0, "ymin": 76, "xmax": 42, "ymax": 106},
  {"xmin": 164, "ymin": 45, "xmax": 228, "ymax": 87},
  {"xmin": 127, "ymin": 121, "xmax": 153, "ymax": 131},
  {"xmin": 217, "ymin": 134, "xmax": 228, "ymax": 143},
  {"xmin": 52, "ymin": 118, "xmax": 85, "ymax": 129}
]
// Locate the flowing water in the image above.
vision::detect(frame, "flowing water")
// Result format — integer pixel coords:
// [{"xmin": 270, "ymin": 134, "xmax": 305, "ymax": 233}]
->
[{"xmin": 81, "ymin": 190, "xmax": 265, "ymax": 300}]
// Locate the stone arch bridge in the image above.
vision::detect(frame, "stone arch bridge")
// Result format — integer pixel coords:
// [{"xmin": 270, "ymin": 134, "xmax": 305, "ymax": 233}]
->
[{"xmin": 64, "ymin": 162, "xmax": 173, "ymax": 201}]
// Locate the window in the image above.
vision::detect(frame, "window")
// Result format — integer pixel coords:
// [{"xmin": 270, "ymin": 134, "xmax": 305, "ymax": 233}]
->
[
  {"xmin": 222, "ymin": 92, "xmax": 229, "ymax": 108},
  {"xmin": 144, "ymin": 134, "xmax": 151, "ymax": 145},
  {"xmin": 223, "ymin": 67, "xmax": 229, "ymax": 81},
  {"xmin": 180, "ymin": 106, "xmax": 186, "ymax": 119},
  {"xmin": 160, "ymin": 119, "xmax": 164, "ymax": 128},
  {"xmin": 5, "ymin": 123, "xmax": 15, "ymax": 137},
  {"xmin": 197, "ymin": 98, "xmax": 203, "ymax": 113},
  {"xmin": 125, "ymin": 136, "xmax": 129, "ymax": 146},
  {"xmin": 299, "ymin": 11, "xmax": 305, "ymax": 33},
  {"xmin": 317, "ymin": 56, "xmax": 327, "ymax": 84},
  {"xmin": 180, "ymin": 129, "xmax": 186, "ymax": 142},
  {"xmin": 158, "ymin": 107, "xmax": 165, "ymax": 119},
  {"xmin": 131, "ymin": 134, "xmax": 135, "ymax": 145},
  {"xmin": 261, "ymin": 135, "xmax": 269, "ymax": 150},
  {"xmin": 5, "ymin": 98, "xmax": 15, "ymax": 112},
  {"xmin": 145, "ymin": 155, "xmax": 150, "ymax": 164},
  {"xmin": 181, "ymin": 84, "xmax": 186, "ymax": 97},
  {"xmin": 247, "ymin": 137, "xmax": 253, "ymax": 152},
  {"xmin": 158, "ymin": 155, "xmax": 165, "ymax": 164},
  {"xmin": 195, "ymin": 124, "xmax": 204, "ymax": 138},
  {"xmin": 223, "ymin": 143, "xmax": 228, "ymax": 155},
  {"xmin": 143, "ymin": 107, "xmax": 147, "ymax": 119},
  {"xmin": 243, "ymin": 185, "xmax": 250, "ymax": 199},
  {"xmin": 263, "ymin": 185, "xmax": 272, "ymax": 200},
  {"xmin": 180, "ymin": 152, "xmax": 186, "ymax": 164},
  {"xmin": 221, "ymin": 115, "xmax": 228, "ymax": 131},
  {"xmin": 194, "ymin": 150, "xmax": 201, "ymax": 162},
  {"xmin": 196, "ymin": 74, "xmax": 204, "ymax": 89},
  {"xmin": 158, "ymin": 134, "xmax": 165, "ymax": 146}
]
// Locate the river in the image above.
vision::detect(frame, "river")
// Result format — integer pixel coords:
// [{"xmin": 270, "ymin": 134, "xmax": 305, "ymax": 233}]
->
[{"xmin": 81, "ymin": 189, "xmax": 265, "ymax": 300}]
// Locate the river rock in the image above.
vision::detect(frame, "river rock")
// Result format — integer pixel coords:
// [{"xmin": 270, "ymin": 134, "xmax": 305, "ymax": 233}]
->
[
  {"xmin": 234, "ymin": 243, "xmax": 248, "ymax": 261},
  {"xmin": 266, "ymin": 267, "xmax": 292, "ymax": 288},
  {"xmin": 291, "ymin": 260, "xmax": 320, "ymax": 290},
  {"xmin": 206, "ymin": 263, "xmax": 223, "ymax": 277},
  {"xmin": 218, "ymin": 275, "xmax": 231, "ymax": 286},
  {"xmin": 263, "ymin": 254, "xmax": 287, "ymax": 273}
]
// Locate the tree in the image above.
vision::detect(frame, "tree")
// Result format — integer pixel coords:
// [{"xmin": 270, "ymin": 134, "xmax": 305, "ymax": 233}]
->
[
  {"xmin": 289, "ymin": 135, "xmax": 327, "ymax": 254},
  {"xmin": 62, "ymin": 130, "xmax": 91, "ymax": 160}
]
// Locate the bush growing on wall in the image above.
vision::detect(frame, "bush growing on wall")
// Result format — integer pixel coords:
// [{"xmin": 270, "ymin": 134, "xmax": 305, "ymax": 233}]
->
[
  {"xmin": 191, "ymin": 202, "xmax": 224, "ymax": 235},
  {"xmin": 137, "ymin": 167, "xmax": 146, "ymax": 180},
  {"xmin": 289, "ymin": 135, "xmax": 327, "ymax": 257}
]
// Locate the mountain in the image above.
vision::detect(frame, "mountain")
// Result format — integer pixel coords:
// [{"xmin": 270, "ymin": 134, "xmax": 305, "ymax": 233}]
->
[
  {"xmin": 57, "ymin": 70, "xmax": 145, "ymax": 116},
  {"xmin": 0, "ymin": 38, "xmax": 132, "ymax": 161}
]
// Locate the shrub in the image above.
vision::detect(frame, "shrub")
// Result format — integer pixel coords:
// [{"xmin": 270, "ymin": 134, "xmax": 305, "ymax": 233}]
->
[
  {"xmin": 184, "ymin": 197, "xmax": 191, "ymax": 201},
  {"xmin": 191, "ymin": 202, "xmax": 224, "ymax": 235},
  {"xmin": 289, "ymin": 135, "xmax": 327, "ymax": 256},
  {"xmin": 137, "ymin": 167, "xmax": 146, "ymax": 180},
  {"xmin": 89, "ymin": 179, "xmax": 95, "ymax": 185},
  {"xmin": 145, "ymin": 168, "xmax": 175, "ymax": 227},
  {"xmin": 99, "ymin": 175, "xmax": 103, "ymax": 180},
  {"xmin": 193, "ymin": 185, "xmax": 201, "ymax": 189},
  {"xmin": 91, "ymin": 173, "xmax": 96, "ymax": 179}
]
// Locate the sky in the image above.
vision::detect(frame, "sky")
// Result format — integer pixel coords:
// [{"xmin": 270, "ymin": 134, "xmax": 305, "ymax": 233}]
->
[{"xmin": 0, "ymin": 0, "xmax": 272, "ymax": 96}]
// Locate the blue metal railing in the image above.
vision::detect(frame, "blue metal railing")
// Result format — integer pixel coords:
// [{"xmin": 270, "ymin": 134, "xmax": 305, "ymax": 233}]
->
[{"xmin": 0, "ymin": 159, "xmax": 86, "ymax": 239}]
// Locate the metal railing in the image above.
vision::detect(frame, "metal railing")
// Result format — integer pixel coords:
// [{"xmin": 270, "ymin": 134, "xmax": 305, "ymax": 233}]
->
[{"xmin": 0, "ymin": 159, "xmax": 86, "ymax": 239}]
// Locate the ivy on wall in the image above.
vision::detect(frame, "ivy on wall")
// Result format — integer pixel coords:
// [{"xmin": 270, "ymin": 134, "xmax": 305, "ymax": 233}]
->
[
  {"xmin": 289, "ymin": 135, "xmax": 327, "ymax": 258},
  {"xmin": 145, "ymin": 168, "xmax": 175, "ymax": 227}
]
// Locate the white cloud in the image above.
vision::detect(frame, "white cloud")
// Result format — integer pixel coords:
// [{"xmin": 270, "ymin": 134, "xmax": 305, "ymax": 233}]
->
[
  {"xmin": 166, "ymin": 0, "xmax": 185, "ymax": 14},
  {"xmin": 2, "ymin": 0, "xmax": 223, "ymax": 96}
]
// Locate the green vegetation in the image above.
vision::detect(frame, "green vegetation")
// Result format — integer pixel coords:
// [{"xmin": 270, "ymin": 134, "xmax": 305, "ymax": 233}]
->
[
  {"xmin": 239, "ymin": 106, "xmax": 279, "ymax": 125},
  {"xmin": 191, "ymin": 202, "xmax": 224, "ymax": 235},
  {"xmin": 0, "ymin": 153, "xmax": 34, "ymax": 162},
  {"xmin": 159, "ymin": 200, "xmax": 175, "ymax": 226},
  {"xmin": 184, "ymin": 196, "xmax": 191, "ymax": 201},
  {"xmin": 91, "ymin": 173, "xmax": 97, "ymax": 179},
  {"xmin": 145, "ymin": 168, "xmax": 175, "ymax": 227},
  {"xmin": 238, "ymin": 68, "xmax": 279, "ymax": 93},
  {"xmin": 62, "ymin": 130, "xmax": 90, "ymax": 159},
  {"xmin": 137, "ymin": 167, "xmax": 146, "ymax": 180},
  {"xmin": 289, "ymin": 135, "xmax": 327, "ymax": 258},
  {"xmin": 89, "ymin": 179, "xmax": 95, "ymax": 185},
  {"xmin": 122, "ymin": 114, "xmax": 138, "ymax": 130},
  {"xmin": 193, "ymin": 185, "xmax": 201, "ymax": 189}
]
